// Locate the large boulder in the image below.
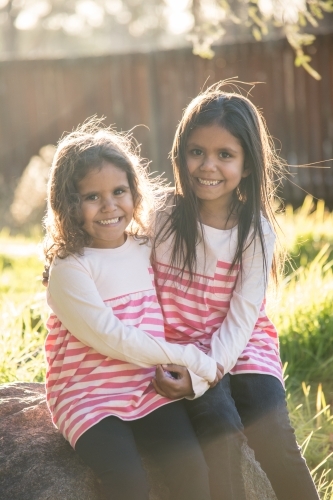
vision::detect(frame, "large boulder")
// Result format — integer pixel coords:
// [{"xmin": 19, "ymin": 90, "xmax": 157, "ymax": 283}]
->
[{"xmin": 0, "ymin": 383, "xmax": 276, "ymax": 500}]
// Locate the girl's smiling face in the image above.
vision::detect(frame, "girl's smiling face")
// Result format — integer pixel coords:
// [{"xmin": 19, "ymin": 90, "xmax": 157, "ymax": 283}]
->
[
  {"xmin": 78, "ymin": 162, "xmax": 134, "ymax": 249},
  {"xmin": 186, "ymin": 124, "xmax": 250, "ymax": 216}
]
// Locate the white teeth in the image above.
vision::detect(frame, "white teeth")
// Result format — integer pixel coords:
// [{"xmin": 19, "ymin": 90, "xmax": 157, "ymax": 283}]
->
[
  {"xmin": 197, "ymin": 178, "xmax": 222, "ymax": 186},
  {"xmin": 98, "ymin": 218, "xmax": 120, "ymax": 225}
]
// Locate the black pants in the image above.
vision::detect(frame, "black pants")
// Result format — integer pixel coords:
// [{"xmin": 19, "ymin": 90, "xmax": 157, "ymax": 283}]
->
[
  {"xmin": 185, "ymin": 374, "xmax": 320, "ymax": 500},
  {"xmin": 75, "ymin": 400, "xmax": 211, "ymax": 500}
]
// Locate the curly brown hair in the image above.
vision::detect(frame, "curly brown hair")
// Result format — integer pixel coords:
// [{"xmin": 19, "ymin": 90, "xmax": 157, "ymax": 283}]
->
[{"xmin": 44, "ymin": 119, "xmax": 166, "ymax": 264}]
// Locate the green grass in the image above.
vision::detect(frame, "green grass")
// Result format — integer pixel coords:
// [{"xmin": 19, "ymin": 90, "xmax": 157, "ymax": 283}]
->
[
  {"xmin": 0, "ymin": 232, "xmax": 47, "ymax": 383},
  {"xmin": 269, "ymin": 199, "xmax": 333, "ymax": 494},
  {"xmin": 1, "ymin": 200, "xmax": 333, "ymax": 497},
  {"xmin": 285, "ymin": 379, "xmax": 333, "ymax": 492},
  {"xmin": 269, "ymin": 246, "xmax": 333, "ymax": 387},
  {"xmin": 267, "ymin": 254, "xmax": 333, "ymax": 493},
  {"xmin": 276, "ymin": 196, "xmax": 333, "ymax": 274},
  {"xmin": 0, "ymin": 293, "xmax": 47, "ymax": 382}
]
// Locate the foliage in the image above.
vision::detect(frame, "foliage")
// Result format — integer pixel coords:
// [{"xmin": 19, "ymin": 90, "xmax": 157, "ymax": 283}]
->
[
  {"xmin": 276, "ymin": 196, "xmax": 333, "ymax": 275},
  {"xmin": 0, "ymin": 291, "xmax": 47, "ymax": 382},
  {"xmin": 190, "ymin": 0, "xmax": 333, "ymax": 79},
  {"xmin": 269, "ymin": 248, "xmax": 333, "ymax": 386},
  {"xmin": 0, "ymin": 236, "xmax": 47, "ymax": 383},
  {"xmin": 190, "ymin": 0, "xmax": 332, "ymax": 79},
  {"xmin": 1, "ymin": 0, "xmax": 331, "ymax": 78},
  {"xmin": 267, "ymin": 196, "xmax": 333, "ymax": 490},
  {"xmin": 287, "ymin": 381, "xmax": 333, "ymax": 493},
  {"xmin": 269, "ymin": 197, "xmax": 333, "ymax": 386}
]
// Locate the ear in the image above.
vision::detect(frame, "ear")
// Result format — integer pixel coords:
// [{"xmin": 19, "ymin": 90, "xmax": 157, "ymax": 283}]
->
[{"xmin": 241, "ymin": 165, "xmax": 251, "ymax": 178}]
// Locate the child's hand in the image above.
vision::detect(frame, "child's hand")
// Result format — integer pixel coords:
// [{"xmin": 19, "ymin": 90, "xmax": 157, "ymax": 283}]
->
[
  {"xmin": 152, "ymin": 364, "xmax": 194, "ymax": 399},
  {"xmin": 209, "ymin": 362, "xmax": 224, "ymax": 388}
]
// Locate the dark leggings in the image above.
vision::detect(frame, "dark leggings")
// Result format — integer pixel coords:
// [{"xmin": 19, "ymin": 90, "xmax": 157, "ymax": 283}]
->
[
  {"xmin": 75, "ymin": 400, "xmax": 211, "ymax": 500},
  {"xmin": 185, "ymin": 373, "xmax": 319, "ymax": 500}
]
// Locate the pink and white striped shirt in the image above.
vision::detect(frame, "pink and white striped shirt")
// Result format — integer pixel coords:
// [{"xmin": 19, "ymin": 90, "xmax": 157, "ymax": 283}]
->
[
  {"xmin": 45, "ymin": 236, "xmax": 217, "ymax": 447},
  {"xmin": 154, "ymin": 218, "xmax": 284, "ymax": 386}
]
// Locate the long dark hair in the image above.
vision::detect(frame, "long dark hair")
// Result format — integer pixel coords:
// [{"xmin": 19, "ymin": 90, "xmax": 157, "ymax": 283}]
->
[
  {"xmin": 44, "ymin": 119, "xmax": 166, "ymax": 264},
  {"xmin": 154, "ymin": 82, "xmax": 283, "ymax": 283}
]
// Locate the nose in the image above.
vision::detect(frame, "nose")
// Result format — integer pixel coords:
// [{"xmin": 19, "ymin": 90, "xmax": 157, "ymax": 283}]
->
[
  {"xmin": 101, "ymin": 196, "xmax": 117, "ymax": 212},
  {"xmin": 200, "ymin": 155, "xmax": 217, "ymax": 172}
]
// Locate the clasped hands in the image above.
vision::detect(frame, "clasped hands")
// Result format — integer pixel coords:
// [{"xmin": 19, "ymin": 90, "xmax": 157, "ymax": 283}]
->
[{"xmin": 152, "ymin": 362, "xmax": 224, "ymax": 399}]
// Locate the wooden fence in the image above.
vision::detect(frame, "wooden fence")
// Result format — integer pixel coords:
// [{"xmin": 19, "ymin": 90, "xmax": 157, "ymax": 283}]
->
[{"xmin": 0, "ymin": 33, "xmax": 332, "ymax": 206}]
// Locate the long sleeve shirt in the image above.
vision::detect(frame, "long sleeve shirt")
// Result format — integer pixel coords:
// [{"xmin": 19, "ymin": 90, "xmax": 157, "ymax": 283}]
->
[
  {"xmin": 154, "ymin": 217, "xmax": 283, "ymax": 397},
  {"xmin": 45, "ymin": 236, "xmax": 217, "ymax": 447}
]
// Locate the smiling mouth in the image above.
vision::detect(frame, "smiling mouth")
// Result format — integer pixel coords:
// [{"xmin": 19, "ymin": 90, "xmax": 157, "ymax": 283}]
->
[
  {"xmin": 197, "ymin": 178, "xmax": 223, "ymax": 186},
  {"xmin": 97, "ymin": 217, "xmax": 121, "ymax": 225}
]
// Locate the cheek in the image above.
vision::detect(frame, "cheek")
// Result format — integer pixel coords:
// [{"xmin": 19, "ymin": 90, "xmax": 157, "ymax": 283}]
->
[
  {"xmin": 80, "ymin": 204, "xmax": 93, "ymax": 224},
  {"xmin": 127, "ymin": 192, "xmax": 136, "ymax": 212},
  {"xmin": 186, "ymin": 158, "xmax": 196, "ymax": 174}
]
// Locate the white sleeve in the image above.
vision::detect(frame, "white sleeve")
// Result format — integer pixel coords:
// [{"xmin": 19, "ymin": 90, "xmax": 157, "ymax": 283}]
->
[
  {"xmin": 207, "ymin": 221, "xmax": 276, "ymax": 374},
  {"xmin": 47, "ymin": 258, "xmax": 217, "ymax": 382},
  {"xmin": 186, "ymin": 370, "xmax": 210, "ymax": 399}
]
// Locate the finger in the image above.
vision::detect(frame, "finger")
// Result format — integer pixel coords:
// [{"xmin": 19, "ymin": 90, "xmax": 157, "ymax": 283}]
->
[
  {"xmin": 152, "ymin": 378, "xmax": 169, "ymax": 398},
  {"xmin": 153, "ymin": 377, "xmax": 179, "ymax": 399},
  {"xmin": 217, "ymin": 363, "xmax": 225, "ymax": 376},
  {"xmin": 155, "ymin": 374, "xmax": 182, "ymax": 398},
  {"xmin": 209, "ymin": 372, "xmax": 221, "ymax": 388},
  {"xmin": 155, "ymin": 365, "xmax": 168, "ymax": 384},
  {"xmin": 155, "ymin": 367, "xmax": 178, "ymax": 393},
  {"xmin": 157, "ymin": 375, "xmax": 179, "ymax": 392}
]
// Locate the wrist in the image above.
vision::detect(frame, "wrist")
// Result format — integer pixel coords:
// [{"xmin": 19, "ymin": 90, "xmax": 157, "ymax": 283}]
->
[
  {"xmin": 186, "ymin": 370, "xmax": 210, "ymax": 399},
  {"xmin": 183, "ymin": 344, "xmax": 216, "ymax": 382}
]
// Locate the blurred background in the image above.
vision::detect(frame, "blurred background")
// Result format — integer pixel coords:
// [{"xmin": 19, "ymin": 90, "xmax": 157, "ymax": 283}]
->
[{"xmin": 0, "ymin": 0, "xmax": 332, "ymax": 231}]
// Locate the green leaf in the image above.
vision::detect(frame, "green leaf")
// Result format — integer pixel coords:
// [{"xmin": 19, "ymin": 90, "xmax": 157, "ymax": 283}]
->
[
  {"xmin": 299, "ymin": 12, "xmax": 307, "ymax": 26},
  {"xmin": 252, "ymin": 26, "xmax": 262, "ymax": 40}
]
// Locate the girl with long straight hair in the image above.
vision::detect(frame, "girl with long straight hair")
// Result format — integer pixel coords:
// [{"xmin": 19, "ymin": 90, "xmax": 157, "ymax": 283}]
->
[{"xmin": 152, "ymin": 82, "xmax": 319, "ymax": 500}]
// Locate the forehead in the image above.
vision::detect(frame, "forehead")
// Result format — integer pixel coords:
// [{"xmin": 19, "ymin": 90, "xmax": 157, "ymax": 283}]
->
[
  {"xmin": 187, "ymin": 124, "xmax": 242, "ymax": 149},
  {"xmin": 78, "ymin": 162, "xmax": 129, "ymax": 190}
]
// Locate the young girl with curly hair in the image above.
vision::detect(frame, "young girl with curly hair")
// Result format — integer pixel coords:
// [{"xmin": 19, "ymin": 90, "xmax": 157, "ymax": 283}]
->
[{"xmin": 43, "ymin": 121, "xmax": 222, "ymax": 500}]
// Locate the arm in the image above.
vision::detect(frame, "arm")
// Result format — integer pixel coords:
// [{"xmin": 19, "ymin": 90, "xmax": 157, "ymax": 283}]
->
[
  {"xmin": 208, "ymin": 221, "xmax": 276, "ymax": 374},
  {"xmin": 47, "ymin": 258, "xmax": 217, "ymax": 382}
]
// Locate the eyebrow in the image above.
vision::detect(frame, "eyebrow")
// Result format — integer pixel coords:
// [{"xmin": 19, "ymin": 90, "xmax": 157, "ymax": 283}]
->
[
  {"xmin": 79, "ymin": 184, "xmax": 130, "ymax": 196},
  {"xmin": 187, "ymin": 142, "xmax": 240, "ymax": 154}
]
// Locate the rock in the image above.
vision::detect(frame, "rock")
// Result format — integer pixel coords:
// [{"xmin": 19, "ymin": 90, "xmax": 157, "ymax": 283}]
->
[
  {"xmin": 0, "ymin": 383, "xmax": 277, "ymax": 500},
  {"xmin": 0, "ymin": 383, "xmax": 101, "ymax": 500},
  {"xmin": 241, "ymin": 440, "xmax": 277, "ymax": 500}
]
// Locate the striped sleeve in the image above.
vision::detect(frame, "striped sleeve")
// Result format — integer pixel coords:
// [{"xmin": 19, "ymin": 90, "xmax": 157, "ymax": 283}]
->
[{"xmin": 208, "ymin": 221, "xmax": 276, "ymax": 374}]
